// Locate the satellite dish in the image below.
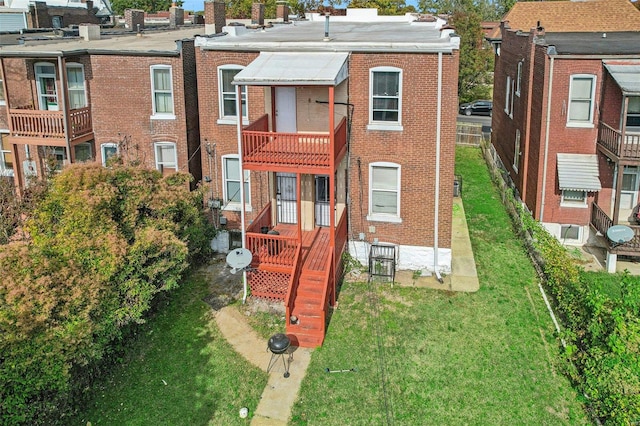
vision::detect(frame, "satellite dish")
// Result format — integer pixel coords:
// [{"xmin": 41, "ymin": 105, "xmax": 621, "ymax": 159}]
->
[
  {"xmin": 606, "ymin": 225, "xmax": 635, "ymax": 244},
  {"xmin": 226, "ymin": 248, "xmax": 253, "ymax": 274}
]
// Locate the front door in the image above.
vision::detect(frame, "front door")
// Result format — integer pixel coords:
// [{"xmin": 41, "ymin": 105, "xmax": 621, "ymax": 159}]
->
[
  {"xmin": 35, "ymin": 64, "xmax": 59, "ymax": 111},
  {"xmin": 275, "ymin": 87, "xmax": 297, "ymax": 133},
  {"xmin": 315, "ymin": 175, "xmax": 330, "ymax": 227},
  {"xmin": 621, "ymin": 166, "xmax": 639, "ymax": 210},
  {"xmin": 276, "ymin": 172, "xmax": 297, "ymax": 224}
]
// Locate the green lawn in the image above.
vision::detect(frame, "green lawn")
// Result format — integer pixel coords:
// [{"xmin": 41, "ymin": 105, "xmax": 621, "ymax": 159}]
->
[
  {"xmin": 71, "ymin": 268, "xmax": 267, "ymax": 425},
  {"xmin": 73, "ymin": 146, "xmax": 589, "ymax": 425},
  {"xmin": 289, "ymin": 146, "xmax": 588, "ymax": 425}
]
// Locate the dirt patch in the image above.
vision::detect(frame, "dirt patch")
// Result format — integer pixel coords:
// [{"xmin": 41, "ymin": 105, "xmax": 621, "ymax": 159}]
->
[{"xmin": 195, "ymin": 254, "xmax": 245, "ymax": 311}]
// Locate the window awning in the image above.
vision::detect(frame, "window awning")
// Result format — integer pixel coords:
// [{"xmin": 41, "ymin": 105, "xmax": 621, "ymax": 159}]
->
[
  {"xmin": 557, "ymin": 153, "xmax": 601, "ymax": 192},
  {"xmin": 604, "ymin": 63, "xmax": 640, "ymax": 95},
  {"xmin": 233, "ymin": 52, "xmax": 349, "ymax": 86}
]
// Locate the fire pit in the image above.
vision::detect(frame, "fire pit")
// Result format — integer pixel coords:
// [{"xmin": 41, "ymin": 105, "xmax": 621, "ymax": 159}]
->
[{"xmin": 267, "ymin": 333, "xmax": 291, "ymax": 378}]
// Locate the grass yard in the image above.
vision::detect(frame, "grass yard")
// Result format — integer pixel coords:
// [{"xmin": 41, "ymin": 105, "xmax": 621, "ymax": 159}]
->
[
  {"xmin": 288, "ymin": 146, "xmax": 589, "ymax": 425},
  {"xmin": 71, "ymin": 267, "xmax": 267, "ymax": 425}
]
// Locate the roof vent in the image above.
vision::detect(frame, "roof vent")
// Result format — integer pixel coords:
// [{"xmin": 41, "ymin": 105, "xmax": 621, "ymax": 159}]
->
[{"xmin": 323, "ymin": 12, "xmax": 330, "ymax": 41}]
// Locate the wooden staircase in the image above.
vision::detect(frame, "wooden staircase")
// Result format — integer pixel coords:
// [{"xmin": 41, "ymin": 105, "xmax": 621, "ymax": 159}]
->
[{"xmin": 286, "ymin": 229, "xmax": 332, "ymax": 348}]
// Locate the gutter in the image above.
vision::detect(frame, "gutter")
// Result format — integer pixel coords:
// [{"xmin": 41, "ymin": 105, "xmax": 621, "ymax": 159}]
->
[
  {"xmin": 235, "ymin": 85, "xmax": 248, "ymax": 304},
  {"xmin": 539, "ymin": 54, "xmax": 555, "ymax": 222}
]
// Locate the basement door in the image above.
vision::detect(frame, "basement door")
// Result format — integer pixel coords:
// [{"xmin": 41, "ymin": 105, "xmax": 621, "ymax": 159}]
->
[
  {"xmin": 315, "ymin": 175, "xmax": 330, "ymax": 227},
  {"xmin": 276, "ymin": 172, "xmax": 297, "ymax": 224},
  {"xmin": 275, "ymin": 87, "xmax": 297, "ymax": 133}
]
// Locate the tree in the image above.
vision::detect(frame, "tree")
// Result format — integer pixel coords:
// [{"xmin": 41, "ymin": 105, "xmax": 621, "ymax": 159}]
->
[
  {"xmin": 110, "ymin": 0, "xmax": 183, "ymax": 15},
  {"xmin": 0, "ymin": 164, "xmax": 214, "ymax": 424},
  {"xmin": 347, "ymin": 0, "xmax": 415, "ymax": 15}
]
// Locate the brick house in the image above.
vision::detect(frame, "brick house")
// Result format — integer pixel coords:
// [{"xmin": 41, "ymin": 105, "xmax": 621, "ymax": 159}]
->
[
  {"xmin": 195, "ymin": 7, "xmax": 460, "ymax": 346},
  {"xmin": 489, "ymin": 0, "xmax": 640, "ymax": 272},
  {"xmin": 0, "ymin": 26, "xmax": 202, "ymax": 190},
  {"xmin": 0, "ymin": 0, "xmax": 113, "ymax": 31}
]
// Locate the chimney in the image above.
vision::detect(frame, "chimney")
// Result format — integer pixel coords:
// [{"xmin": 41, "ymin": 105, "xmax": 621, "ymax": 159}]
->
[
  {"xmin": 204, "ymin": 0, "xmax": 226, "ymax": 35},
  {"xmin": 276, "ymin": 1, "xmax": 289, "ymax": 23},
  {"xmin": 251, "ymin": 3, "xmax": 265, "ymax": 26},
  {"xmin": 169, "ymin": 4, "xmax": 184, "ymax": 28},
  {"xmin": 79, "ymin": 23, "xmax": 101, "ymax": 40},
  {"xmin": 124, "ymin": 9, "xmax": 144, "ymax": 30}
]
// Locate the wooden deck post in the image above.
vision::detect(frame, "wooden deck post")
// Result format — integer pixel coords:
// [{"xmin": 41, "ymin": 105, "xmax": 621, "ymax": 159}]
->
[{"xmin": 328, "ymin": 85, "xmax": 336, "ymax": 305}]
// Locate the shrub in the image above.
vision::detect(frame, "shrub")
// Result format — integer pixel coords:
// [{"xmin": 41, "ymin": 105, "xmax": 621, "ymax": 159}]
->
[{"xmin": 0, "ymin": 164, "xmax": 214, "ymax": 424}]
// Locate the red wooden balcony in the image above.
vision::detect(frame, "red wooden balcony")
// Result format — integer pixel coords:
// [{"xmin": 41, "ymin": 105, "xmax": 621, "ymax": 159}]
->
[
  {"xmin": 7, "ymin": 106, "xmax": 94, "ymax": 146},
  {"xmin": 242, "ymin": 114, "xmax": 348, "ymax": 172},
  {"xmin": 597, "ymin": 122, "xmax": 640, "ymax": 161}
]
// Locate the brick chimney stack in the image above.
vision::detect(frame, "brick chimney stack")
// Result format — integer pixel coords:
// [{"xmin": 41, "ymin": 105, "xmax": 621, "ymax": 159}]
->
[
  {"xmin": 204, "ymin": 1, "xmax": 226, "ymax": 35},
  {"xmin": 251, "ymin": 3, "xmax": 265, "ymax": 25},
  {"xmin": 276, "ymin": 1, "xmax": 289, "ymax": 22}
]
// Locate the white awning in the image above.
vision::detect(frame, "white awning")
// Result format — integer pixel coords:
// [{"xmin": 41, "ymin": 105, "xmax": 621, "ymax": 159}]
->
[
  {"xmin": 233, "ymin": 52, "xmax": 349, "ymax": 86},
  {"xmin": 604, "ymin": 63, "xmax": 640, "ymax": 95},
  {"xmin": 557, "ymin": 153, "xmax": 601, "ymax": 192}
]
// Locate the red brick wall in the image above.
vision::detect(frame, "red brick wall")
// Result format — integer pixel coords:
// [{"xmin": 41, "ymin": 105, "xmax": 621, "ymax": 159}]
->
[{"xmin": 348, "ymin": 52, "xmax": 458, "ymax": 248}]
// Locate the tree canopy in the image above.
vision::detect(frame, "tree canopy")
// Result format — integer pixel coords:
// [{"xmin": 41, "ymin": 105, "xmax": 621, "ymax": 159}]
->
[
  {"xmin": 110, "ymin": 0, "xmax": 183, "ymax": 15},
  {"xmin": 0, "ymin": 164, "xmax": 214, "ymax": 424}
]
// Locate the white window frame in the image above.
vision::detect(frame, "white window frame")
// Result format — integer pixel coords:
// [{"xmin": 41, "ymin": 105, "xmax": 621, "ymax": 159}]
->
[
  {"xmin": 368, "ymin": 67, "xmax": 403, "ymax": 131},
  {"xmin": 0, "ymin": 131, "xmax": 14, "ymax": 177},
  {"xmin": 66, "ymin": 62, "xmax": 87, "ymax": 110},
  {"xmin": 150, "ymin": 65, "xmax": 175, "ymax": 119},
  {"xmin": 567, "ymin": 74, "xmax": 596, "ymax": 128},
  {"xmin": 504, "ymin": 76, "xmax": 511, "ymax": 116},
  {"xmin": 367, "ymin": 162, "xmax": 402, "ymax": 223},
  {"xmin": 42, "ymin": 146, "xmax": 66, "ymax": 173},
  {"xmin": 0, "ymin": 74, "xmax": 5, "ymax": 106},
  {"xmin": 222, "ymin": 154, "xmax": 251, "ymax": 211},
  {"xmin": 561, "ymin": 189, "xmax": 588, "ymax": 208},
  {"xmin": 513, "ymin": 129, "xmax": 521, "ymax": 173},
  {"xmin": 516, "ymin": 61, "xmax": 523, "ymax": 97},
  {"xmin": 101, "ymin": 143, "xmax": 118, "ymax": 166},
  {"xmin": 626, "ymin": 96, "xmax": 640, "ymax": 128},
  {"xmin": 35, "ymin": 62, "xmax": 59, "ymax": 111},
  {"xmin": 154, "ymin": 142, "xmax": 178, "ymax": 173},
  {"xmin": 217, "ymin": 65, "xmax": 248, "ymax": 125}
]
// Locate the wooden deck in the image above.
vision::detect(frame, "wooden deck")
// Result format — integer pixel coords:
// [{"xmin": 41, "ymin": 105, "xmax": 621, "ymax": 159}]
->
[{"xmin": 273, "ymin": 224, "xmax": 331, "ymax": 274}]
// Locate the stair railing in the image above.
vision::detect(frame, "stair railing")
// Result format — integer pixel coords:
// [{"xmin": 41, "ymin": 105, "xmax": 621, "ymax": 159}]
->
[{"xmin": 285, "ymin": 244, "xmax": 303, "ymax": 326}]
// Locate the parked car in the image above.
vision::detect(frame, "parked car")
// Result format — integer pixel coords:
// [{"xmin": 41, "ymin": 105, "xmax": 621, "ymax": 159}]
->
[{"xmin": 459, "ymin": 100, "xmax": 493, "ymax": 116}]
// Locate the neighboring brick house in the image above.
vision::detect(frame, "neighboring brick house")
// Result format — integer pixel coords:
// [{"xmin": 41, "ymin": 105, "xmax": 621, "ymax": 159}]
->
[
  {"xmin": 0, "ymin": 26, "xmax": 202, "ymax": 190},
  {"xmin": 0, "ymin": 0, "xmax": 113, "ymax": 31},
  {"xmin": 489, "ymin": 0, "xmax": 640, "ymax": 272},
  {"xmin": 195, "ymin": 7, "xmax": 460, "ymax": 346}
]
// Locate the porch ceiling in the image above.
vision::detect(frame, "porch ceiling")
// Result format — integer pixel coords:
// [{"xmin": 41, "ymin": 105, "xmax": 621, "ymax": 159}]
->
[
  {"xmin": 557, "ymin": 153, "xmax": 601, "ymax": 192},
  {"xmin": 604, "ymin": 63, "xmax": 640, "ymax": 95},
  {"xmin": 233, "ymin": 52, "xmax": 349, "ymax": 86}
]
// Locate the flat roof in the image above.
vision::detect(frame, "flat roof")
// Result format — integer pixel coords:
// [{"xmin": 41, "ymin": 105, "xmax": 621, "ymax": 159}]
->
[
  {"xmin": 542, "ymin": 32, "xmax": 640, "ymax": 56},
  {"xmin": 0, "ymin": 27, "xmax": 202, "ymax": 56},
  {"xmin": 196, "ymin": 21, "xmax": 460, "ymax": 53}
]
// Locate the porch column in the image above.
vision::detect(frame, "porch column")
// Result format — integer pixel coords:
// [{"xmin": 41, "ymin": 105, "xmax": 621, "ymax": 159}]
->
[
  {"xmin": 56, "ymin": 55, "xmax": 72, "ymax": 163},
  {"xmin": 328, "ymin": 85, "xmax": 336, "ymax": 305},
  {"xmin": 270, "ymin": 87, "xmax": 277, "ymax": 131},
  {"xmin": 613, "ymin": 163, "xmax": 624, "ymax": 225},
  {"xmin": 297, "ymin": 172, "xmax": 302, "ymax": 244}
]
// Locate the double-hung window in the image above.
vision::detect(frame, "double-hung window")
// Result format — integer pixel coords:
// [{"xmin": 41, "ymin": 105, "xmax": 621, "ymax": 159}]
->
[
  {"xmin": 567, "ymin": 75, "xmax": 596, "ymax": 127},
  {"xmin": 516, "ymin": 61, "xmax": 523, "ymax": 97},
  {"xmin": 627, "ymin": 96, "xmax": 640, "ymax": 128},
  {"xmin": 154, "ymin": 142, "xmax": 177, "ymax": 174},
  {"xmin": 218, "ymin": 65, "xmax": 247, "ymax": 124},
  {"xmin": 368, "ymin": 162, "xmax": 401, "ymax": 222},
  {"xmin": 504, "ymin": 76, "xmax": 512, "ymax": 116},
  {"xmin": 222, "ymin": 155, "xmax": 250, "ymax": 208},
  {"xmin": 0, "ymin": 74, "xmax": 5, "ymax": 105},
  {"xmin": 66, "ymin": 63, "xmax": 87, "ymax": 109},
  {"xmin": 0, "ymin": 132, "xmax": 13, "ymax": 176},
  {"xmin": 561, "ymin": 190, "xmax": 587, "ymax": 207},
  {"xmin": 369, "ymin": 67, "xmax": 402, "ymax": 131},
  {"xmin": 150, "ymin": 65, "xmax": 175, "ymax": 118},
  {"xmin": 513, "ymin": 129, "xmax": 521, "ymax": 173}
]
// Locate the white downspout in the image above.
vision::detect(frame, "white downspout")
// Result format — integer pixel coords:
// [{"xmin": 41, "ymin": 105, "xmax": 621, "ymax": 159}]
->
[
  {"xmin": 433, "ymin": 52, "xmax": 442, "ymax": 281},
  {"xmin": 539, "ymin": 56, "xmax": 554, "ymax": 222},
  {"xmin": 236, "ymin": 85, "xmax": 248, "ymax": 304}
]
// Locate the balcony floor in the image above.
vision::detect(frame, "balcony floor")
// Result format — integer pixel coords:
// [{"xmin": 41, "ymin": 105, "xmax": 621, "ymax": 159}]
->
[{"xmin": 272, "ymin": 224, "xmax": 331, "ymax": 274}]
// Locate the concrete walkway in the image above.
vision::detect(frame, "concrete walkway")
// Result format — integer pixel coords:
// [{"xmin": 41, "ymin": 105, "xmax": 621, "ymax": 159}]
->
[{"xmin": 214, "ymin": 306, "xmax": 312, "ymax": 425}]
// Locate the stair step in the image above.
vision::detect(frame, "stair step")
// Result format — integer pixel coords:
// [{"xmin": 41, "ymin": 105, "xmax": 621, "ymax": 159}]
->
[
  {"xmin": 297, "ymin": 283, "xmax": 324, "ymax": 297},
  {"xmin": 290, "ymin": 332, "xmax": 325, "ymax": 348},
  {"xmin": 289, "ymin": 315, "xmax": 324, "ymax": 331},
  {"xmin": 295, "ymin": 297, "xmax": 324, "ymax": 312}
]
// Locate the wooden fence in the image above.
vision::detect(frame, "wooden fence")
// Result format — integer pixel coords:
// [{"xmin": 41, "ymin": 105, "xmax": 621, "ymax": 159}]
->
[{"xmin": 456, "ymin": 122, "xmax": 484, "ymax": 146}]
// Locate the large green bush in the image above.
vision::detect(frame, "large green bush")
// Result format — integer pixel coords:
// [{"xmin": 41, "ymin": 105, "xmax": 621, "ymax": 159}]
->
[
  {"xmin": 518, "ymin": 204, "xmax": 640, "ymax": 424},
  {"xmin": 0, "ymin": 164, "xmax": 214, "ymax": 424}
]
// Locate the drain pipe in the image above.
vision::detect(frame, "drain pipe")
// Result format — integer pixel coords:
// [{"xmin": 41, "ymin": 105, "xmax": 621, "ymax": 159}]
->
[
  {"xmin": 539, "ymin": 54, "xmax": 555, "ymax": 222},
  {"xmin": 433, "ymin": 52, "xmax": 443, "ymax": 282},
  {"xmin": 236, "ymin": 84, "xmax": 248, "ymax": 304}
]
